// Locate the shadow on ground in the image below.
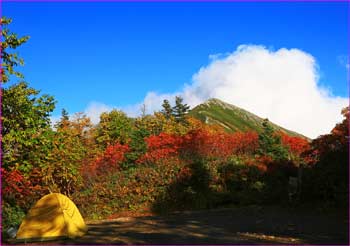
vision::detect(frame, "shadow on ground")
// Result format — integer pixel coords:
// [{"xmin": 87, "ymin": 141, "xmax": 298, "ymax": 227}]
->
[{"xmin": 10, "ymin": 206, "xmax": 347, "ymax": 245}]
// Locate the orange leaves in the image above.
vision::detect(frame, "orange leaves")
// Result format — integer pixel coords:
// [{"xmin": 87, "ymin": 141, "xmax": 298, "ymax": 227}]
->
[
  {"xmin": 303, "ymin": 107, "xmax": 349, "ymax": 165},
  {"xmin": 182, "ymin": 129, "xmax": 259, "ymax": 160},
  {"xmin": 280, "ymin": 133, "xmax": 310, "ymax": 156},
  {"xmin": 255, "ymin": 156, "xmax": 273, "ymax": 172},
  {"xmin": 1, "ymin": 168, "xmax": 32, "ymax": 204},
  {"xmin": 137, "ymin": 128, "xmax": 260, "ymax": 164},
  {"xmin": 103, "ymin": 143, "xmax": 130, "ymax": 165},
  {"xmin": 231, "ymin": 131, "xmax": 259, "ymax": 155},
  {"xmin": 146, "ymin": 132, "xmax": 183, "ymax": 150},
  {"xmin": 182, "ymin": 129, "xmax": 229, "ymax": 159},
  {"xmin": 138, "ymin": 133, "xmax": 183, "ymax": 164},
  {"xmin": 82, "ymin": 142, "xmax": 130, "ymax": 178}
]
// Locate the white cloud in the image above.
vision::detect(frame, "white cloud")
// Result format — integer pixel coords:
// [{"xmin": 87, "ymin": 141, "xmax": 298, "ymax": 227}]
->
[
  {"xmin": 84, "ymin": 101, "xmax": 112, "ymax": 124},
  {"xmin": 49, "ymin": 115, "xmax": 61, "ymax": 128},
  {"xmin": 136, "ymin": 45, "xmax": 347, "ymax": 139},
  {"xmin": 119, "ymin": 91, "xmax": 180, "ymax": 117},
  {"xmin": 74, "ymin": 45, "xmax": 346, "ymax": 139},
  {"xmin": 81, "ymin": 95, "xmax": 176, "ymax": 120},
  {"xmin": 50, "ymin": 101, "xmax": 113, "ymax": 127}
]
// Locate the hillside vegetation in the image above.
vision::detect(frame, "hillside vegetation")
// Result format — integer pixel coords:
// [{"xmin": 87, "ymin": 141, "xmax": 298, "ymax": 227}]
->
[
  {"xmin": 189, "ymin": 98, "xmax": 307, "ymax": 138},
  {"xmin": 2, "ymin": 17, "xmax": 348, "ymax": 237}
]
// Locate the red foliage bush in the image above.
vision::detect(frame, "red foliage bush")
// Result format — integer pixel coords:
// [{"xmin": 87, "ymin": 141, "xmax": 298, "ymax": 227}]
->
[
  {"xmin": 176, "ymin": 166, "xmax": 193, "ymax": 183},
  {"xmin": 230, "ymin": 131, "xmax": 259, "ymax": 155},
  {"xmin": 245, "ymin": 156, "xmax": 271, "ymax": 172},
  {"xmin": 184, "ymin": 129, "xmax": 231, "ymax": 158},
  {"xmin": 182, "ymin": 129, "xmax": 258, "ymax": 160},
  {"xmin": 103, "ymin": 143, "xmax": 130, "ymax": 165},
  {"xmin": 1, "ymin": 168, "xmax": 32, "ymax": 206},
  {"xmin": 280, "ymin": 133, "xmax": 310, "ymax": 156},
  {"xmin": 82, "ymin": 142, "xmax": 130, "ymax": 179},
  {"xmin": 138, "ymin": 133, "xmax": 183, "ymax": 164}
]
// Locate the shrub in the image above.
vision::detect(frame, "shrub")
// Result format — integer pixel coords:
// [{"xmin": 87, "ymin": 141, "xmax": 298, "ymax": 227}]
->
[
  {"xmin": 137, "ymin": 133, "xmax": 183, "ymax": 164},
  {"xmin": 81, "ymin": 142, "xmax": 130, "ymax": 182},
  {"xmin": 75, "ymin": 158, "xmax": 184, "ymax": 219},
  {"xmin": 300, "ymin": 107, "xmax": 349, "ymax": 207},
  {"xmin": 181, "ymin": 129, "xmax": 258, "ymax": 161},
  {"xmin": 218, "ymin": 160, "xmax": 265, "ymax": 205},
  {"xmin": 2, "ymin": 202, "xmax": 26, "ymax": 230}
]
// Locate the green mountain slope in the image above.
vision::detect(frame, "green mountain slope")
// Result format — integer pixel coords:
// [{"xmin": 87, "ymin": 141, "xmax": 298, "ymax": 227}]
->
[{"xmin": 188, "ymin": 98, "xmax": 307, "ymax": 138}]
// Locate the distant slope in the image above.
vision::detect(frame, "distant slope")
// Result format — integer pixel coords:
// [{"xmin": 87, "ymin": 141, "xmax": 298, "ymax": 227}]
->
[{"xmin": 188, "ymin": 98, "xmax": 307, "ymax": 138}]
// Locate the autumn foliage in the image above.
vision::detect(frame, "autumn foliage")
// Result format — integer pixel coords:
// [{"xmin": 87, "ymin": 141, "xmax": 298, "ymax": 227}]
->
[
  {"xmin": 300, "ymin": 107, "xmax": 349, "ymax": 205},
  {"xmin": 82, "ymin": 142, "xmax": 130, "ymax": 179},
  {"xmin": 1, "ymin": 168, "xmax": 31, "ymax": 200},
  {"xmin": 3, "ymin": 17, "xmax": 348, "ymax": 234},
  {"xmin": 281, "ymin": 133, "xmax": 310, "ymax": 156},
  {"xmin": 3, "ymin": 82, "xmax": 347, "ymax": 228},
  {"xmin": 138, "ymin": 133, "xmax": 183, "ymax": 164},
  {"xmin": 181, "ymin": 129, "xmax": 259, "ymax": 160}
]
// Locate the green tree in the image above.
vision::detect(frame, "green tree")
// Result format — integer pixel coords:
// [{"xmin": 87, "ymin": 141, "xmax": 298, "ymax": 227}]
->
[
  {"xmin": 1, "ymin": 17, "xmax": 56, "ymax": 174},
  {"xmin": 95, "ymin": 109, "xmax": 133, "ymax": 147},
  {"xmin": 301, "ymin": 107, "xmax": 349, "ymax": 206},
  {"xmin": 61, "ymin": 108, "xmax": 69, "ymax": 121},
  {"xmin": 134, "ymin": 114, "xmax": 164, "ymax": 136},
  {"xmin": 161, "ymin": 99, "xmax": 173, "ymax": 119},
  {"xmin": 44, "ymin": 113, "xmax": 91, "ymax": 195},
  {"xmin": 2, "ymin": 80, "xmax": 56, "ymax": 173},
  {"xmin": 1, "ymin": 17, "xmax": 30, "ymax": 83},
  {"xmin": 55, "ymin": 108, "xmax": 69, "ymax": 129},
  {"xmin": 124, "ymin": 127, "xmax": 150, "ymax": 166},
  {"xmin": 1, "ymin": 17, "xmax": 56, "ymax": 230},
  {"xmin": 258, "ymin": 119, "xmax": 288, "ymax": 161},
  {"xmin": 172, "ymin": 96, "xmax": 190, "ymax": 124}
]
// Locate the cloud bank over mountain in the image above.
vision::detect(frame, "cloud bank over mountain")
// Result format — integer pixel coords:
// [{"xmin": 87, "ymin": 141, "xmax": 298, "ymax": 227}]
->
[{"xmin": 82, "ymin": 45, "xmax": 347, "ymax": 139}]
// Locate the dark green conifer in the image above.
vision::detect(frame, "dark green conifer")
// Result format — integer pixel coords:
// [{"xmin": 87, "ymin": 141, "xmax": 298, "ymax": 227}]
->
[
  {"xmin": 172, "ymin": 96, "xmax": 190, "ymax": 123},
  {"xmin": 161, "ymin": 99, "xmax": 173, "ymax": 119}
]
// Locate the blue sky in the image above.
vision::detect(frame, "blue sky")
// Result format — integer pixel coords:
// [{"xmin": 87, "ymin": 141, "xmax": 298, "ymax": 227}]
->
[{"xmin": 2, "ymin": 2, "xmax": 349, "ymax": 138}]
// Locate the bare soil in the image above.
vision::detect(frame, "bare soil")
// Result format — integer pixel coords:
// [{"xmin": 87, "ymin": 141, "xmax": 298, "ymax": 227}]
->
[{"xmin": 6, "ymin": 205, "xmax": 349, "ymax": 245}]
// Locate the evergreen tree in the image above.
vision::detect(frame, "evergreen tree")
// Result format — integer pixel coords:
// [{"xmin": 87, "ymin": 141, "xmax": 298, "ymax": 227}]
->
[
  {"xmin": 161, "ymin": 99, "xmax": 173, "ymax": 119},
  {"xmin": 258, "ymin": 119, "xmax": 288, "ymax": 161},
  {"xmin": 61, "ymin": 108, "xmax": 69, "ymax": 121},
  {"xmin": 125, "ymin": 127, "xmax": 150, "ymax": 166},
  {"xmin": 55, "ymin": 108, "xmax": 69, "ymax": 129},
  {"xmin": 172, "ymin": 96, "xmax": 190, "ymax": 123}
]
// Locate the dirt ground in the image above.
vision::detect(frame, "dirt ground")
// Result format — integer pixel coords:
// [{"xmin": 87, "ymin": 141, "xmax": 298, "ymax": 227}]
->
[{"xmin": 7, "ymin": 205, "xmax": 349, "ymax": 245}]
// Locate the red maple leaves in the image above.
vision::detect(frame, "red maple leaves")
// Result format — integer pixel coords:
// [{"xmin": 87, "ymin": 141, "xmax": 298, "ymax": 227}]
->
[
  {"xmin": 82, "ymin": 142, "xmax": 130, "ymax": 178},
  {"xmin": 138, "ymin": 133, "xmax": 183, "ymax": 164},
  {"xmin": 281, "ymin": 133, "xmax": 310, "ymax": 156},
  {"xmin": 137, "ymin": 129, "xmax": 259, "ymax": 164},
  {"xmin": 1, "ymin": 168, "xmax": 31, "ymax": 199}
]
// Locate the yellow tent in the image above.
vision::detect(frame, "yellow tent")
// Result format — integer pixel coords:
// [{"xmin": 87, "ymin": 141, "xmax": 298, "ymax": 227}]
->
[{"xmin": 16, "ymin": 193, "xmax": 87, "ymax": 241}]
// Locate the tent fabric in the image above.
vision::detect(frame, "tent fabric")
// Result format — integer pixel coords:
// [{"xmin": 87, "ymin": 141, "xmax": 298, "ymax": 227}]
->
[{"xmin": 16, "ymin": 193, "xmax": 87, "ymax": 240}]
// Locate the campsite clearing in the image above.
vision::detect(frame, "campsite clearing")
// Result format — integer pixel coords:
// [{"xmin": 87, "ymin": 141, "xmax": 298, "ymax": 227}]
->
[{"xmin": 8, "ymin": 205, "xmax": 348, "ymax": 245}]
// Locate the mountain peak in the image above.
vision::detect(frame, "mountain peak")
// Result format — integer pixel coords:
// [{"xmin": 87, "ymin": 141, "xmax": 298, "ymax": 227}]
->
[
  {"xmin": 203, "ymin": 98, "xmax": 243, "ymax": 111},
  {"xmin": 189, "ymin": 98, "xmax": 307, "ymax": 139},
  {"xmin": 204, "ymin": 98, "xmax": 223, "ymax": 104}
]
